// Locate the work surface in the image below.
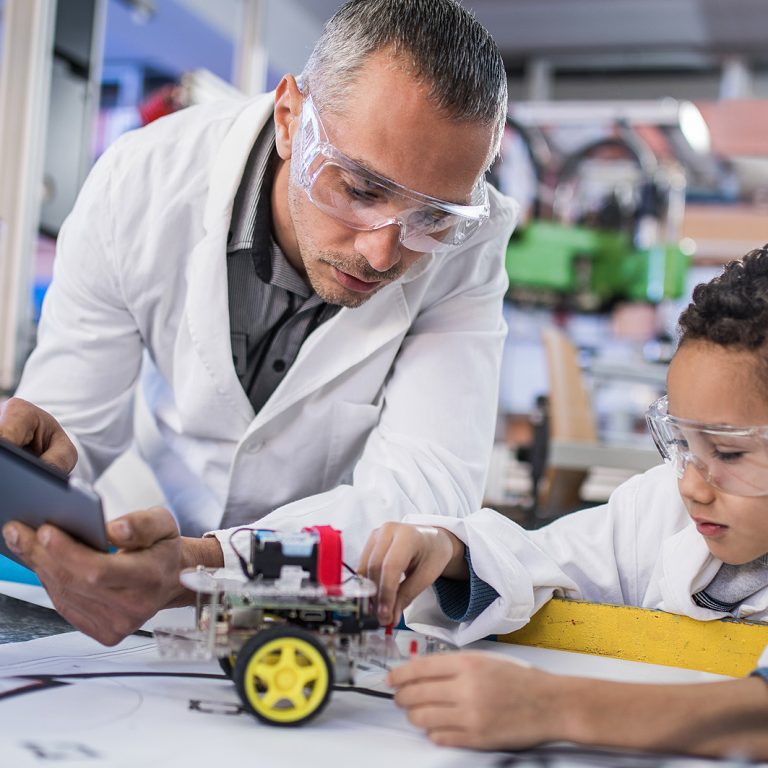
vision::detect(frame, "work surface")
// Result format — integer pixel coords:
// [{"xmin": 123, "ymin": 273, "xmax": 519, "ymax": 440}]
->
[{"xmin": 0, "ymin": 581, "xmax": 746, "ymax": 768}]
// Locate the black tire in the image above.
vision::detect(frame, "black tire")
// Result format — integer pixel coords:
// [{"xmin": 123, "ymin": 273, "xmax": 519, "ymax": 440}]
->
[{"xmin": 218, "ymin": 653, "xmax": 235, "ymax": 678}]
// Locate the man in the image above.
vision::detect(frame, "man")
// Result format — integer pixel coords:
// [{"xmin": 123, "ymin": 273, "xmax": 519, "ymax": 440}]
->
[{"xmin": 0, "ymin": 0, "xmax": 517, "ymax": 644}]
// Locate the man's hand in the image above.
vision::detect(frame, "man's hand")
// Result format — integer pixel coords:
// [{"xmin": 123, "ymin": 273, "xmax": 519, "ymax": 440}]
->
[
  {"xmin": 0, "ymin": 397, "xmax": 77, "ymax": 473},
  {"xmin": 357, "ymin": 522, "xmax": 468, "ymax": 626},
  {"xmin": 388, "ymin": 651, "xmax": 564, "ymax": 750},
  {"xmin": 1, "ymin": 507, "xmax": 224, "ymax": 645}
]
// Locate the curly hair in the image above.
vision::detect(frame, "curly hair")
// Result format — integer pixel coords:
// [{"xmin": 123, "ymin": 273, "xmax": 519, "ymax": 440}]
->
[{"xmin": 678, "ymin": 246, "xmax": 768, "ymax": 355}]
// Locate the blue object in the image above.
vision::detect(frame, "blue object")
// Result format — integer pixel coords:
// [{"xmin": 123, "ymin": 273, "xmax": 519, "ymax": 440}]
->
[
  {"xmin": 433, "ymin": 549, "xmax": 499, "ymax": 622},
  {"xmin": 750, "ymin": 667, "xmax": 768, "ymax": 685},
  {"xmin": 32, "ymin": 280, "xmax": 50, "ymax": 321},
  {"xmin": 0, "ymin": 555, "xmax": 41, "ymax": 585}
]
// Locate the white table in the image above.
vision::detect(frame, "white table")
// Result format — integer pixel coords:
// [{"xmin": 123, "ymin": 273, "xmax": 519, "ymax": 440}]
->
[{"xmin": 0, "ymin": 582, "xmax": 735, "ymax": 768}]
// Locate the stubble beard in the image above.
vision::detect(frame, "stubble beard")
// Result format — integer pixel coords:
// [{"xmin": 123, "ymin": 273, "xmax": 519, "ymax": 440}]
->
[{"xmin": 288, "ymin": 185, "xmax": 408, "ymax": 309}]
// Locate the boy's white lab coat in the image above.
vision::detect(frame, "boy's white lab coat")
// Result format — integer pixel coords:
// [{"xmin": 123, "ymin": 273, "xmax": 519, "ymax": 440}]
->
[
  {"xmin": 16, "ymin": 93, "xmax": 518, "ymax": 565},
  {"xmin": 404, "ymin": 462, "xmax": 768, "ymax": 645}
]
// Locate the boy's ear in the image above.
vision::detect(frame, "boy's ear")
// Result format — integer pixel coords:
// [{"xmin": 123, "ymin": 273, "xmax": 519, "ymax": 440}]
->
[{"xmin": 274, "ymin": 74, "xmax": 303, "ymax": 161}]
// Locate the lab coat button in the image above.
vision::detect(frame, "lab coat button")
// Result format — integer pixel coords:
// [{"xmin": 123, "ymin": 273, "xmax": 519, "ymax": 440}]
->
[{"xmin": 244, "ymin": 440, "xmax": 264, "ymax": 454}]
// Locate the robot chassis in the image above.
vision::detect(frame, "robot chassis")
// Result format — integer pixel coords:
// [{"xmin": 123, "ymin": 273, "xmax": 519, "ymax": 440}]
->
[{"xmin": 155, "ymin": 526, "xmax": 440, "ymax": 727}]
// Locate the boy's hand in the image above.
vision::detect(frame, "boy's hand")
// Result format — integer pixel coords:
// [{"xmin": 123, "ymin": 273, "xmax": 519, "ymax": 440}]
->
[
  {"xmin": 388, "ymin": 651, "xmax": 564, "ymax": 750},
  {"xmin": 357, "ymin": 522, "xmax": 467, "ymax": 626}
]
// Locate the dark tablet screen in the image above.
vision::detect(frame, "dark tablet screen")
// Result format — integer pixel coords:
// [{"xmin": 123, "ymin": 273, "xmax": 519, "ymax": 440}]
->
[{"xmin": 0, "ymin": 438, "xmax": 108, "ymax": 564}]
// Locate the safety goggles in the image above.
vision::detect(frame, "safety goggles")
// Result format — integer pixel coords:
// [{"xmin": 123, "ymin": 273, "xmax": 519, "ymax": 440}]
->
[
  {"xmin": 646, "ymin": 396, "xmax": 768, "ymax": 497},
  {"xmin": 291, "ymin": 93, "xmax": 491, "ymax": 253}
]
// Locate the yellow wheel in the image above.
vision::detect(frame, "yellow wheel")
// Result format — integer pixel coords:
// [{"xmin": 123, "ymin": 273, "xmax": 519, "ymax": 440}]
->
[{"xmin": 233, "ymin": 627, "xmax": 333, "ymax": 726}]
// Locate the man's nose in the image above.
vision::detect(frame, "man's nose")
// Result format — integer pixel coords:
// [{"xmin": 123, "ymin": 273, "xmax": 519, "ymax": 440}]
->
[{"xmin": 354, "ymin": 223, "xmax": 402, "ymax": 273}]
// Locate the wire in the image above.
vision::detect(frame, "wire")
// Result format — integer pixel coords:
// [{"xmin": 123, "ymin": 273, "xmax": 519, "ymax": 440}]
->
[
  {"xmin": 227, "ymin": 527, "xmax": 263, "ymax": 579},
  {"xmin": 3, "ymin": 671, "xmax": 396, "ymax": 707},
  {"xmin": 333, "ymin": 684, "xmax": 393, "ymax": 700}
]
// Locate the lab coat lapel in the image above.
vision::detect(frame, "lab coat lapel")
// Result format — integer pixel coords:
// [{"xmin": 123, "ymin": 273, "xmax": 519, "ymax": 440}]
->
[
  {"xmin": 659, "ymin": 524, "xmax": 722, "ymax": 617},
  {"xmin": 183, "ymin": 97, "xmax": 275, "ymax": 429},
  {"xmin": 251, "ymin": 282, "xmax": 412, "ymax": 430},
  {"xmin": 181, "ymin": 91, "xmax": 417, "ymax": 436}
]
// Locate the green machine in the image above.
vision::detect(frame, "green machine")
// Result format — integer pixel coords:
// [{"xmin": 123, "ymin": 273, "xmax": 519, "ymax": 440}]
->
[
  {"xmin": 500, "ymin": 129, "xmax": 690, "ymax": 310},
  {"xmin": 505, "ymin": 220, "xmax": 689, "ymax": 311}
]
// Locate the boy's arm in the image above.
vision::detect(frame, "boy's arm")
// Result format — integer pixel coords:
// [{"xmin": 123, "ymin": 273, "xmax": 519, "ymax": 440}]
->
[
  {"xmin": 389, "ymin": 652, "xmax": 768, "ymax": 758},
  {"xmin": 562, "ymin": 673, "xmax": 768, "ymax": 758},
  {"xmin": 359, "ymin": 512, "xmax": 583, "ymax": 644}
]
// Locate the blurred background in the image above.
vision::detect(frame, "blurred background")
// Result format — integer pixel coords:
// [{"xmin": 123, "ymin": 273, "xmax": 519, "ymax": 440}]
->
[{"xmin": 1, "ymin": 0, "xmax": 768, "ymax": 524}]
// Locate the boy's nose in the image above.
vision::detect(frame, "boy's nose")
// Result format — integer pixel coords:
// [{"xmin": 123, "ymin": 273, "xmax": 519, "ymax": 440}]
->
[{"xmin": 678, "ymin": 458, "xmax": 717, "ymax": 504}]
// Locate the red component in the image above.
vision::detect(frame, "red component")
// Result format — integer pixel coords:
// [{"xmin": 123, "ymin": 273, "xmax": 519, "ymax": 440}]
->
[
  {"xmin": 138, "ymin": 84, "xmax": 180, "ymax": 126},
  {"xmin": 409, "ymin": 639, "xmax": 418, "ymax": 656},
  {"xmin": 385, "ymin": 624, "xmax": 393, "ymax": 637},
  {"xmin": 303, "ymin": 525, "xmax": 342, "ymax": 587}
]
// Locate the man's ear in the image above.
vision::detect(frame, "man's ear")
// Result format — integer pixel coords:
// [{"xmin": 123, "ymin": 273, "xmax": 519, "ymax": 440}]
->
[{"xmin": 274, "ymin": 74, "xmax": 303, "ymax": 161}]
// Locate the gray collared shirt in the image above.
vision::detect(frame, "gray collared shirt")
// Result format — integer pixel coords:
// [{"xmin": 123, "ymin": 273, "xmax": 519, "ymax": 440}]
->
[{"xmin": 227, "ymin": 121, "xmax": 339, "ymax": 415}]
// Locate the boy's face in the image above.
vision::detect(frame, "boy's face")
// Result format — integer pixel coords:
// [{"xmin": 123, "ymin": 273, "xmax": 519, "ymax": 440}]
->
[{"xmin": 668, "ymin": 340, "xmax": 768, "ymax": 565}]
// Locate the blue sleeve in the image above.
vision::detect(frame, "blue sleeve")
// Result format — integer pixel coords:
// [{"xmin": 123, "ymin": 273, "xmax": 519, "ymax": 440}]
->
[
  {"xmin": 750, "ymin": 667, "xmax": 768, "ymax": 684},
  {"xmin": 432, "ymin": 548, "xmax": 499, "ymax": 622}
]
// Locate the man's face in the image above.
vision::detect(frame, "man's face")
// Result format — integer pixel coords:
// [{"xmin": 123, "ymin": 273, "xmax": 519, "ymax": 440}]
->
[{"xmin": 279, "ymin": 52, "xmax": 496, "ymax": 309}]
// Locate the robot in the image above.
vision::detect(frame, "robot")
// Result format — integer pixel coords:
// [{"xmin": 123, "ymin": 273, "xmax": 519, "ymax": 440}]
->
[{"xmin": 155, "ymin": 526, "xmax": 426, "ymax": 727}]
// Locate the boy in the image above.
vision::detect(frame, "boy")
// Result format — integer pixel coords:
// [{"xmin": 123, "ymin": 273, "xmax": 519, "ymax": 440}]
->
[{"xmin": 359, "ymin": 246, "xmax": 768, "ymax": 757}]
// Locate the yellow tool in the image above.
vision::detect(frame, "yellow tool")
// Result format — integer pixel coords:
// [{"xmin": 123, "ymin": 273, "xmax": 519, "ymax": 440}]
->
[{"xmin": 498, "ymin": 598, "xmax": 768, "ymax": 677}]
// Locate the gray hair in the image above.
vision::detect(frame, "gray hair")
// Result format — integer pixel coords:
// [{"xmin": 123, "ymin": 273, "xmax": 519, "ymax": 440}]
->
[{"xmin": 299, "ymin": 0, "xmax": 508, "ymax": 158}]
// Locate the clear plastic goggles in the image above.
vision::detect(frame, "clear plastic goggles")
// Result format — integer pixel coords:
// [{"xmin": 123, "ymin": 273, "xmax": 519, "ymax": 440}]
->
[
  {"xmin": 292, "ymin": 93, "xmax": 491, "ymax": 253},
  {"xmin": 646, "ymin": 396, "xmax": 768, "ymax": 497}
]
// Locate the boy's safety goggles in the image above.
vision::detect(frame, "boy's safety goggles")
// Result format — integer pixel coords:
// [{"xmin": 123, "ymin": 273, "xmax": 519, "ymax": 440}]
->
[
  {"xmin": 646, "ymin": 395, "xmax": 768, "ymax": 497},
  {"xmin": 292, "ymin": 93, "xmax": 491, "ymax": 253}
]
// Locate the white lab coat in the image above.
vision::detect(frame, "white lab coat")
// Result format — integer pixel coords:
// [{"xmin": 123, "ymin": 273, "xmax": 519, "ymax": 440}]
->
[
  {"xmin": 403, "ymin": 462, "xmax": 768, "ymax": 645},
  {"xmin": 16, "ymin": 93, "xmax": 519, "ymax": 567}
]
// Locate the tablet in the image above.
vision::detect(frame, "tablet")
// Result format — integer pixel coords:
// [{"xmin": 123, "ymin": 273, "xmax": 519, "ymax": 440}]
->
[{"xmin": 0, "ymin": 437, "xmax": 108, "ymax": 564}]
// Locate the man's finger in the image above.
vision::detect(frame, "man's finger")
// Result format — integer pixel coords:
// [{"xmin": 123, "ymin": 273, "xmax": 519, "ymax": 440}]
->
[
  {"xmin": 20, "ymin": 524, "xmax": 112, "ymax": 589},
  {"xmin": 27, "ymin": 523, "xmax": 180, "ymax": 635},
  {"xmin": 0, "ymin": 398, "xmax": 36, "ymax": 446},
  {"xmin": 2, "ymin": 521, "xmax": 36, "ymax": 566},
  {"xmin": 107, "ymin": 507, "xmax": 179, "ymax": 550},
  {"xmin": 15, "ymin": 523, "xmax": 151, "ymax": 594},
  {"xmin": 38, "ymin": 431, "xmax": 78, "ymax": 473},
  {"xmin": 0, "ymin": 398, "xmax": 77, "ymax": 473},
  {"xmin": 1, "ymin": 524, "xmax": 120, "ymax": 615}
]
